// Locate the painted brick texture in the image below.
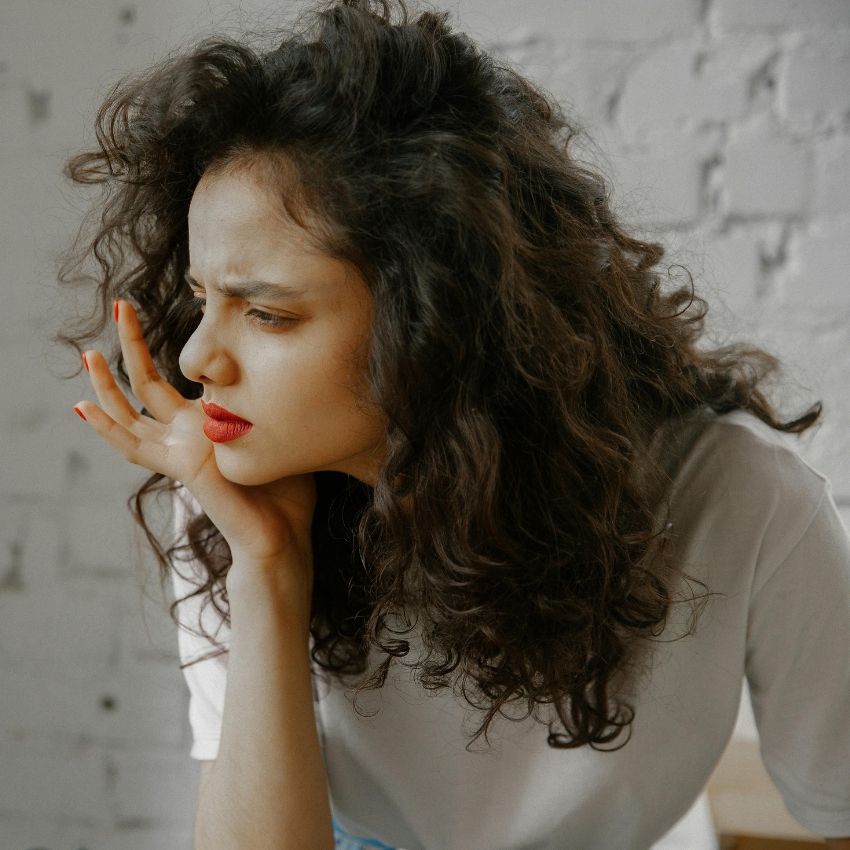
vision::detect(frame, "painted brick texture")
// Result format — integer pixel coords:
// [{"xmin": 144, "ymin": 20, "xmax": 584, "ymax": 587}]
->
[{"xmin": 0, "ymin": 0, "xmax": 847, "ymax": 848}]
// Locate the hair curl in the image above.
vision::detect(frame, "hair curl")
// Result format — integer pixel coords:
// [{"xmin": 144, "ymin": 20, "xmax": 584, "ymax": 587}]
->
[{"xmin": 57, "ymin": 0, "xmax": 820, "ymax": 750}]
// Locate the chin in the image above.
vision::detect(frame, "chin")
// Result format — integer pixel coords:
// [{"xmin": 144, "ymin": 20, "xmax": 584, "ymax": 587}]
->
[{"xmin": 213, "ymin": 450, "xmax": 283, "ymax": 486}]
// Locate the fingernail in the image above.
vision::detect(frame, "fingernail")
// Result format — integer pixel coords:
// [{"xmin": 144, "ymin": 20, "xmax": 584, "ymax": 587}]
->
[
  {"xmin": 113, "ymin": 299, "xmax": 120, "ymax": 322},
  {"xmin": 74, "ymin": 405, "xmax": 87, "ymax": 421},
  {"xmin": 82, "ymin": 352, "xmax": 89, "ymax": 373}
]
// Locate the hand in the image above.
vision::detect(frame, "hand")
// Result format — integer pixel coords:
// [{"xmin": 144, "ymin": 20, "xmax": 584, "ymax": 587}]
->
[{"xmin": 74, "ymin": 300, "xmax": 317, "ymax": 601}]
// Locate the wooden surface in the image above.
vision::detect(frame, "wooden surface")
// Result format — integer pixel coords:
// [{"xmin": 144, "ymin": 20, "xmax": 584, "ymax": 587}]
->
[
  {"xmin": 719, "ymin": 837, "xmax": 825, "ymax": 849},
  {"xmin": 707, "ymin": 740, "xmax": 823, "ymax": 843}
]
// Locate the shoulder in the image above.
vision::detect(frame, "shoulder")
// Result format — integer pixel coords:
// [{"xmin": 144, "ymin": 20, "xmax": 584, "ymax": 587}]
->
[
  {"xmin": 667, "ymin": 408, "xmax": 828, "ymax": 504},
  {"xmin": 694, "ymin": 409, "xmax": 827, "ymax": 499},
  {"xmin": 663, "ymin": 410, "xmax": 831, "ymax": 592}
]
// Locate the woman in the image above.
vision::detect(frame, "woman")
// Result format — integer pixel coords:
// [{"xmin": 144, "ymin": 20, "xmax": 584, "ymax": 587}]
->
[{"xmin": 60, "ymin": 1, "xmax": 850, "ymax": 848}]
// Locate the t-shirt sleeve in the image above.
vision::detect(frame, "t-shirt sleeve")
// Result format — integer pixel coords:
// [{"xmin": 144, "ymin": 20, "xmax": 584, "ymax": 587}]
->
[
  {"xmin": 745, "ymin": 484, "xmax": 850, "ymax": 838},
  {"xmin": 171, "ymin": 486, "xmax": 230, "ymax": 761}
]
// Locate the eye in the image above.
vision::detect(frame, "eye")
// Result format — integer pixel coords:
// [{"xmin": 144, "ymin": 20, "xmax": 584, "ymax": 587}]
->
[{"xmin": 246, "ymin": 308, "xmax": 299, "ymax": 329}]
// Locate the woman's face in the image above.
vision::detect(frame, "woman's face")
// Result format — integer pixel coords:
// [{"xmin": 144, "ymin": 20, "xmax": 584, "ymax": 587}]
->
[{"xmin": 179, "ymin": 162, "xmax": 386, "ymax": 487}]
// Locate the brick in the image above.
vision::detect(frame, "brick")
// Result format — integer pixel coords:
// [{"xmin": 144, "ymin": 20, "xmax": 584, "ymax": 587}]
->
[
  {"xmin": 65, "ymin": 498, "xmax": 139, "ymax": 578},
  {"xmin": 61, "ymin": 428, "xmax": 151, "ymax": 501},
  {"xmin": 0, "ymin": 737, "xmax": 110, "ymax": 822},
  {"xmin": 0, "ymin": 1, "xmax": 117, "ymax": 91},
  {"xmin": 0, "ymin": 217, "xmax": 33, "ymax": 282},
  {"xmin": 616, "ymin": 40, "xmax": 753, "ymax": 138},
  {"xmin": 0, "ymin": 87, "xmax": 30, "ymax": 156},
  {"xmin": 704, "ymin": 229, "xmax": 765, "ymax": 311},
  {"xmin": 0, "ymin": 817, "xmax": 62, "ymax": 850},
  {"xmin": 469, "ymin": 0, "xmax": 700, "ymax": 45},
  {"xmin": 0, "ymin": 589, "xmax": 119, "ymax": 673},
  {"xmin": 0, "ymin": 504, "xmax": 63, "ymax": 591},
  {"xmin": 109, "ymin": 750, "xmax": 199, "ymax": 826},
  {"xmin": 782, "ymin": 219, "xmax": 850, "ymax": 307},
  {"xmin": 19, "ymin": 509, "xmax": 64, "ymax": 590},
  {"xmin": 7, "ymin": 352, "xmax": 71, "ymax": 433},
  {"xmin": 0, "ymin": 499, "xmax": 31, "ymax": 591},
  {"xmin": 0, "ymin": 153, "xmax": 61, "ymax": 258},
  {"xmin": 781, "ymin": 37, "xmax": 850, "ymax": 129},
  {"xmin": 0, "ymin": 668, "xmax": 102, "ymax": 740},
  {"xmin": 814, "ymin": 136, "xmax": 850, "ymax": 218},
  {"xmin": 0, "ymin": 429, "xmax": 67, "ymax": 498},
  {"xmin": 0, "ymin": 341, "xmax": 74, "ymax": 429},
  {"xmin": 609, "ymin": 139, "xmax": 705, "ymax": 226},
  {"xmin": 96, "ymin": 664, "xmax": 187, "ymax": 747},
  {"xmin": 723, "ymin": 132, "xmax": 811, "ymax": 218},
  {"xmin": 712, "ymin": 0, "xmax": 850, "ymax": 31},
  {"xmin": 0, "ymin": 664, "xmax": 186, "ymax": 747},
  {"xmin": 122, "ymin": 589, "xmax": 182, "ymax": 664},
  {"xmin": 0, "ymin": 348, "xmax": 74, "ymax": 494},
  {"xmin": 538, "ymin": 44, "xmax": 636, "ymax": 132}
]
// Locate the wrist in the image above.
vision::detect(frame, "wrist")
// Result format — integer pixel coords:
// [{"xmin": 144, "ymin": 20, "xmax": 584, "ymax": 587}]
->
[{"xmin": 227, "ymin": 552, "xmax": 314, "ymax": 637}]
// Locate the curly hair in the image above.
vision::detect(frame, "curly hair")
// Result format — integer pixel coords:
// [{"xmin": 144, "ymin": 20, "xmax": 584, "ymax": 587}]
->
[{"xmin": 57, "ymin": 0, "xmax": 820, "ymax": 750}]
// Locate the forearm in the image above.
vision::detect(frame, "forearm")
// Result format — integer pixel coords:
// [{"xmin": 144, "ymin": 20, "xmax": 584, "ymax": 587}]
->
[{"xmin": 193, "ymin": 559, "xmax": 334, "ymax": 850}]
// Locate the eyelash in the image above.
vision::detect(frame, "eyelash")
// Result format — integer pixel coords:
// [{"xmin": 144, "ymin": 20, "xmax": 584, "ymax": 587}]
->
[
  {"xmin": 247, "ymin": 308, "xmax": 296, "ymax": 328},
  {"xmin": 190, "ymin": 294, "xmax": 297, "ymax": 329}
]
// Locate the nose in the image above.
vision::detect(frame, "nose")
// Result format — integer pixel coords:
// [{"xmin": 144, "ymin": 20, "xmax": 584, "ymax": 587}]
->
[{"xmin": 178, "ymin": 312, "xmax": 239, "ymax": 388}]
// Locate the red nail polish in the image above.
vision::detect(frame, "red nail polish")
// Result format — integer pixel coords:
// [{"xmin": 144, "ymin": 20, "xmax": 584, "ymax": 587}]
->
[
  {"xmin": 113, "ymin": 299, "xmax": 120, "ymax": 322},
  {"xmin": 74, "ymin": 406, "xmax": 87, "ymax": 421},
  {"xmin": 82, "ymin": 352, "xmax": 89, "ymax": 373}
]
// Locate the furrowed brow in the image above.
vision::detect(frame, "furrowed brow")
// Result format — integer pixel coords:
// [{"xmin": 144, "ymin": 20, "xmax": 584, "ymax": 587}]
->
[
  {"xmin": 217, "ymin": 280, "xmax": 308, "ymax": 300},
  {"xmin": 186, "ymin": 273, "xmax": 307, "ymax": 300}
]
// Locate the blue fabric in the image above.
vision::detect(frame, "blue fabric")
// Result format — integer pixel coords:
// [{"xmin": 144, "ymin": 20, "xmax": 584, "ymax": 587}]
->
[{"xmin": 333, "ymin": 815, "xmax": 396, "ymax": 850}]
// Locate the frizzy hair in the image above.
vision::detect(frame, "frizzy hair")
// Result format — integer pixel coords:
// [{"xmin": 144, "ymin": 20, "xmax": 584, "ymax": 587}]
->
[{"xmin": 57, "ymin": 0, "xmax": 820, "ymax": 750}]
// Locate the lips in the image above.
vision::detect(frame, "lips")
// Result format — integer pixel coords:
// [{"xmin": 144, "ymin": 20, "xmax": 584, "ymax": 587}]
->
[{"xmin": 201, "ymin": 400, "xmax": 253, "ymax": 443}]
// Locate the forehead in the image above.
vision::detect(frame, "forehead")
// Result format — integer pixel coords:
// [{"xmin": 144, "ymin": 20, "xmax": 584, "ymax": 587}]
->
[
  {"xmin": 186, "ymin": 164, "xmax": 375, "ymax": 310},
  {"xmin": 190, "ymin": 165, "xmax": 313, "ymax": 246},
  {"xmin": 188, "ymin": 164, "xmax": 336, "ymax": 284}
]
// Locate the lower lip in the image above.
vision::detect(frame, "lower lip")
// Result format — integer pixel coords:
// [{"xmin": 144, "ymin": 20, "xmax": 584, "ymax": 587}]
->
[{"xmin": 203, "ymin": 418, "xmax": 253, "ymax": 443}]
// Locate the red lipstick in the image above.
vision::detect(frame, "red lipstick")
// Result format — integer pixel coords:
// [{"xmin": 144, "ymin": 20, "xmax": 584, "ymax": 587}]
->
[{"xmin": 201, "ymin": 400, "xmax": 253, "ymax": 443}]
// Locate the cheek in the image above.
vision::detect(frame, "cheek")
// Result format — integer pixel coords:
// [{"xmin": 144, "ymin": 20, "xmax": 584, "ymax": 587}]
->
[{"xmin": 253, "ymin": 336, "xmax": 366, "ymax": 430}]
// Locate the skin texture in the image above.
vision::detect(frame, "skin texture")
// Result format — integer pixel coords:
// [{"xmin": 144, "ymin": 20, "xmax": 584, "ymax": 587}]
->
[
  {"xmin": 180, "ymin": 164, "xmax": 386, "ymax": 488},
  {"xmin": 75, "ymin": 159, "xmax": 387, "ymax": 569}
]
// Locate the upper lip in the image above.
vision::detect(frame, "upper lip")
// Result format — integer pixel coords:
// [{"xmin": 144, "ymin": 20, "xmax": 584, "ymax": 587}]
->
[{"xmin": 201, "ymin": 400, "xmax": 252, "ymax": 424}]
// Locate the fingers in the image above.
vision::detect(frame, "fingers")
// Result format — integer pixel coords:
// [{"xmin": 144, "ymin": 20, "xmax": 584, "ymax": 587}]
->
[
  {"xmin": 83, "ymin": 348, "xmax": 142, "ymax": 430},
  {"xmin": 73, "ymin": 400, "xmax": 168, "ymax": 474},
  {"xmin": 115, "ymin": 299, "xmax": 186, "ymax": 423}
]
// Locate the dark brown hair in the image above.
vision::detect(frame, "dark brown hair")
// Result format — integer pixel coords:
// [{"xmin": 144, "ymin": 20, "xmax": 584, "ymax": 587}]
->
[{"xmin": 57, "ymin": 0, "xmax": 820, "ymax": 750}]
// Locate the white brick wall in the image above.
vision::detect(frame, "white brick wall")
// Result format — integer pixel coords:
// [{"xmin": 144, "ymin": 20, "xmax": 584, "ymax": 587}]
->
[
  {"xmin": 485, "ymin": 0, "xmax": 850, "ymax": 500},
  {"xmin": 0, "ymin": 0, "xmax": 847, "ymax": 847},
  {"xmin": 712, "ymin": 0, "xmax": 850, "ymax": 32},
  {"xmin": 724, "ymin": 130, "xmax": 812, "ymax": 218}
]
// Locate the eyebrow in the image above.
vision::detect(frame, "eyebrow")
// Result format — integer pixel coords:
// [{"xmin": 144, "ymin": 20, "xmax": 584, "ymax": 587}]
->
[{"xmin": 186, "ymin": 274, "xmax": 308, "ymax": 300}]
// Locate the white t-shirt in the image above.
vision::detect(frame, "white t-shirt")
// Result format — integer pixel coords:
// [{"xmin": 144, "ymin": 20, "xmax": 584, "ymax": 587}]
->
[{"xmin": 170, "ymin": 410, "xmax": 850, "ymax": 849}]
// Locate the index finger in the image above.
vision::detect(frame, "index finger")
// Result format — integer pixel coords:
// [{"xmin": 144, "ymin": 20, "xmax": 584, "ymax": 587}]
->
[{"xmin": 115, "ymin": 299, "xmax": 186, "ymax": 423}]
